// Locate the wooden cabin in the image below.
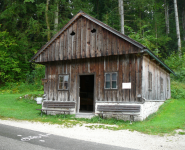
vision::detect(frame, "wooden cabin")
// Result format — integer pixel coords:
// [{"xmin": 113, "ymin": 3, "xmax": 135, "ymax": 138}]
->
[{"xmin": 30, "ymin": 11, "xmax": 175, "ymax": 121}]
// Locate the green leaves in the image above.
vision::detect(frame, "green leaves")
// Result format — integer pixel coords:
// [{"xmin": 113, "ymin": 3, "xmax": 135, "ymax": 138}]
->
[{"xmin": 24, "ymin": 0, "xmax": 35, "ymax": 3}]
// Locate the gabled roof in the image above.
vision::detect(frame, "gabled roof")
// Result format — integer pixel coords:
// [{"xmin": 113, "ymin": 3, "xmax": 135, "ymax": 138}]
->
[
  {"xmin": 29, "ymin": 11, "xmax": 175, "ymax": 76},
  {"xmin": 30, "ymin": 10, "xmax": 146, "ymax": 62}
]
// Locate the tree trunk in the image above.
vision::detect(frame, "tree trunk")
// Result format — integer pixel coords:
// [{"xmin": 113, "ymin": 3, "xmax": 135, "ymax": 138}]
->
[
  {"xmin": 45, "ymin": 0, "xmax": 50, "ymax": 41},
  {"xmin": 54, "ymin": 0, "xmax": 59, "ymax": 32},
  {"xmin": 164, "ymin": 0, "xmax": 170, "ymax": 35},
  {"xmin": 118, "ymin": 0, "xmax": 124, "ymax": 34},
  {"xmin": 182, "ymin": 7, "xmax": 185, "ymax": 41},
  {"xmin": 174, "ymin": 0, "xmax": 181, "ymax": 55}
]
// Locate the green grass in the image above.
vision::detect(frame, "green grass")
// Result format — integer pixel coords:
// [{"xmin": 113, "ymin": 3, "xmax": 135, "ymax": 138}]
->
[{"xmin": 0, "ymin": 91, "xmax": 185, "ymax": 135}]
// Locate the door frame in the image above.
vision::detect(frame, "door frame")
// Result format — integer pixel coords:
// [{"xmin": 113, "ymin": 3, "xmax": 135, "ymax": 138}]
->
[{"xmin": 76, "ymin": 73, "xmax": 96, "ymax": 113}]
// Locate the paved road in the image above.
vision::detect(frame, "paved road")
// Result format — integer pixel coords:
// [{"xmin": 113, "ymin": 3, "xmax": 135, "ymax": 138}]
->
[{"xmin": 0, "ymin": 123, "xmax": 137, "ymax": 150}]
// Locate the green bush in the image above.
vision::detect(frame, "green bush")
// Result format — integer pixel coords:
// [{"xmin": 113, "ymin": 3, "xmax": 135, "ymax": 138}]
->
[{"xmin": 0, "ymin": 64, "xmax": 45, "ymax": 93}]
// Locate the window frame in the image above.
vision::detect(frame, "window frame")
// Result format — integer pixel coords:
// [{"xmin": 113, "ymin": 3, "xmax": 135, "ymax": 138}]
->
[
  {"xmin": 104, "ymin": 72, "xmax": 118, "ymax": 90},
  {"xmin": 160, "ymin": 77, "xmax": 163, "ymax": 93},
  {"xmin": 58, "ymin": 74, "xmax": 70, "ymax": 91},
  {"xmin": 148, "ymin": 71, "xmax": 152, "ymax": 91}
]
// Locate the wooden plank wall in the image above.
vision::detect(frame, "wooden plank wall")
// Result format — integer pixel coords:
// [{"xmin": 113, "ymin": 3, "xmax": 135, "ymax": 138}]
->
[
  {"xmin": 35, "ymin": 16, "xmax": 140, "ymax": 63},
  {"xmin": 142, "ymin": 56, "xmax": 171, "ymax": 100},
  {"xmin": 44, "ymin": 55, "xmax": 142, "ymax": 102}
]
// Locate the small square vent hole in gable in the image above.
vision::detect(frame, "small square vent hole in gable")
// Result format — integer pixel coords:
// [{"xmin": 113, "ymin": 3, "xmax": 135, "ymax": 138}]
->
[
  {"xmin": 91, "ymin": 29, "xmax": 96, "ymax": 33},
  {"xmin": 70, "ymin": 31, "xmax": 75, "ymax": 36}
]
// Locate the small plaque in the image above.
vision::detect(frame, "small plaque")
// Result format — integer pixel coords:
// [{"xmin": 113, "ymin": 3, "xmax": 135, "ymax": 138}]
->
[{"xmin": 122, "ymin": 83, "xmax": 131, "ymax": 89}]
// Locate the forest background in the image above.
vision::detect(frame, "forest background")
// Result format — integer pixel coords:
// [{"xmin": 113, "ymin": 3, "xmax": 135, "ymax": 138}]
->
[{"xmin": 0, "ymin": 0, "xmax": 185, "ymax": 97}]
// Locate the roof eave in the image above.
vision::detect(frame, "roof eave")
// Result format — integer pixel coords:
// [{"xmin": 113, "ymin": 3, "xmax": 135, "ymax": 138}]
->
[{"xmin": 143, "ymin": 49, "xmax": 176, "ymax": 76}]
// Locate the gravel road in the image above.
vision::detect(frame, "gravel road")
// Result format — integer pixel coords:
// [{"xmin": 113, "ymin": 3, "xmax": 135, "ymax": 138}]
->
[{"xmin": 0, "ymin": 119, "xmax": 184, "ymax": 150}]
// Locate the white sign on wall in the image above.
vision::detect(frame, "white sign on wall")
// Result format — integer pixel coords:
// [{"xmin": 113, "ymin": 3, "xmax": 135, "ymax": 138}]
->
[{"xmin": 122, "ymin": 83, "xmax": 131, "ymax": 89}]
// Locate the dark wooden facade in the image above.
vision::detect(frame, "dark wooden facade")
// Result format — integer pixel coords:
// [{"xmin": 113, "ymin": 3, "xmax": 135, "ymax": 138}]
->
[
  {"xmin": 44, "ymin": 55, "xmax": 142, "ymax": 102},
  {"xmin": 30, "ymin": 11, "xmax": 173, "ymax": 114}
]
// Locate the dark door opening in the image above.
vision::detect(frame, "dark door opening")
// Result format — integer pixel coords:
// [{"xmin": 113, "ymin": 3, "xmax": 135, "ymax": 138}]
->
[{"xmin": 79, "ymin": 75, "xmax": 94, "ymax": 112}]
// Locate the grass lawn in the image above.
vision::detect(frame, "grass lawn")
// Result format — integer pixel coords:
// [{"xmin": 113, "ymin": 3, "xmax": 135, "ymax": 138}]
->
[{"xmin": 0, "ymin": 92, "xmax": 185, "ymax": 135}]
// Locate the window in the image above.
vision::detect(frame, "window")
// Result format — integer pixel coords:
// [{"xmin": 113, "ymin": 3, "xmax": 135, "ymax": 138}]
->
[
  {"xmin": 148, "ymin": 72, "xmax": 152, "ymax": 91},
  {"xmin": 160, "ymin": 77, "xmax": 163, "ymax": 93},
  {"xmin": 105, "ymin": 72, "xmax": 117, "ymax": 89},
  {"xmin": 58, "ymin": 75, "xmax": 69, "ymax": 90},
  {"xmin": 167, "ymin": 78, "xmax": 169, "ymax": 91}
]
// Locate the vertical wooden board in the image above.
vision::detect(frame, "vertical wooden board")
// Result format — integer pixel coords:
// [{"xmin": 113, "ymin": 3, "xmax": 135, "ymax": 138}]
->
[
  {"xmin": 99, "ymin": 57, "xmax": 104, "ymax": 101},
  {"xmin": 81, "ymin": 18, "xmax": 84, "ymax": 58},
  {"xmin": 95, "ymin": 58, "xmax": 99, "ymax": 100},
  {"xmin": 56, "ymin": 38, "xmax": 60, "ymax": 60},
  {"xmin": 114, "ymin": 35, "xmax": 118, "ymax": 55},
  {"xmin": 102, "ymin": 29, "xmax": 107, "ymax": 56},
  {"xmin": 135, "ymin": 56, "xmax": 139, "ymax": 102},
  {"xmin": 142, "ymin": 57, "xmax": 147, "ymax": 100},
  {"xmin": 47, "ymin": 46, "xmax": 50, "ymax": 61},
  {"xmin": 89, "ymin": 58, "xmax": 94, "ymax": 73},
  {"xmin": 45, "ymin": 49, "xmax": 48, "ymax": 62},
  {"xmin": 100, "ymin": 26, "xmax": 104, "ymax": 56},
  {"xmin": 82, "ymin": 17, "xmax": 86, "ymax": 58},
  {"xmin": 123, "ymin": 40, "xmax": 129, "ymax": 54},
  {"xmin": 52, "ymin": 42, "xmax": 56, "ymax": 61},
  {"xmin": 113, "ymin": 91, "xmax": 118, "ymax": 101},
  {"xmin": 48, "ymin": 46, "xmax": 51, "ymax": 61},
  {"xmin": 48, "ymin": 65, "xmax": 53, "ymax": 100},
  {"xmin": 54, "ymin": 63, "xmax": 58, "ymax": 101},
  {"xmin": 72, "ymin": 22, "xmax": 77, "ymax": 59},
  {"xmin": 104, "ymin": 57, "xmax": 108, "ymax": 71},
  {"xmin": 138, "ymin": 56, "xmax": 142, "ymax": 98},
  {"xmin": 124, "ymin": 55, "xmax": 130, "ymax": 102},
  {"xmin": 78, "ymin": 59, "xmax": 82, "ymax": 74},
  {"xmin": 110, "ymin": 34, "xmax": 114, "ymax": 55},
  {"xmin": 41, "ymin": 52, "xmax": 44, "ymax": 62},
  {"xmin": 77, "ymin": 18, "xmax": 81, "ymax": 58},
  {"xmin": 120, "ymin": 39, "xmax": 125, "ymax": 54},
  {"xmin": 70, "ymin": 60, "xmax": 75, "ymax": 101},
  {"xmin": 117, "ymin": 38, "xmax": 120, "ymax": 55},
  {"xmin": 83, "ymin": 59, "xmax": 87, "ymax": 73},
  {"xmin": 118, "ymin": 56, "xmax": 123, "ymax": 101},
  {"xmin": 122, "ymin": 55, "xmax": 125, "ymax": 101},
  {"xmin": 86, "ymin": 19, "xmax": 91, "ymax": 58},
  {"xmin": 44, "ymin": 65, "xmax": 49, "ymax": 100},
  {"xmin": 106, "ymin": 31, "xmax": 109, "ymax": 56},
  {"xmin": 66, "ymin": 29, "xmax": 69, "ymax": 60},
  {"xmin": 153, "ymin": 63, "xmax": 157, "ymax": 100},
  {"xmin": 90, "ymin": 22, "xmax": 96, "ymax": 57},
  {"xmin": 67, "ymin": 61, "xmax": 70, "ymax": 74},
  {"xmin": 96, "ymin": 26, "xmax": 102, "ymax": 57},
  {"xmin": 113, "ymin": 56, "xmax": 117, "ymax": 71},
  {"xmin": 130, "ymin": 55, "xmax": 136, "ymax": 102},
  {"xmin": 58, "ymin": 91, "xmax": 62, "ymax": 101},
  {"xmin": 60, "ymin": 34, "xmax": 64, "ymax": 60},
  {"xmin": 63, "ymin": 30, "xmax": 66, "ymax": 60},
  {"xmin": 68, "ymin": 26, "xmax": 72, "ymax": 60}
]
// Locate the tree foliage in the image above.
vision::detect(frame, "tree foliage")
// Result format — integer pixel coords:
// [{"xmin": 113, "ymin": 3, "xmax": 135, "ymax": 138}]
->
[{"xmin": 0, "ymin": 0, "xmax": 184, "ymax": 84}]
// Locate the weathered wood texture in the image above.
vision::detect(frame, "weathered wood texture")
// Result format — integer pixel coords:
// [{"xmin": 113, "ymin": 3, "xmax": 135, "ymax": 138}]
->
[
  {"xmin": 35, "ymin": 16, "xmax": 140, "ymax": 63},
  {"xmin": 142, "ymin": 56, "xmax": 171, "ymax": 100},
  {"xmin": 44, "ymin": 55, "xmax": 142, "ymax": 102}
]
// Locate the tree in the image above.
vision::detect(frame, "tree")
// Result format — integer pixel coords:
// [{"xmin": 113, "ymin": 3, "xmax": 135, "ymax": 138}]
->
[
  {"xmin": 174, "ymin": 0, "xmax": 181, "ymax": 55},
  {"xmin": 118, "ymin": 0, "xmax": 124, "ymax": 34}
]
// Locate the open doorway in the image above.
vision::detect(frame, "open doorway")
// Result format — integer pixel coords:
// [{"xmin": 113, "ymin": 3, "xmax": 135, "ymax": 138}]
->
[{"xmin": 79, "ymin": 75, "xmax": 94, "ymax": 112}]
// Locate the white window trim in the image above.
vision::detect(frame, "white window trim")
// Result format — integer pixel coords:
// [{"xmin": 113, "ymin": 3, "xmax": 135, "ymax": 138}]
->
[
  {"xmin": 104, "ymin": 72, "xmax": 118, "ymax": 89},
  {"xmin": 58, "ymin": 74, "xmax": 69, "ymax": 90}
]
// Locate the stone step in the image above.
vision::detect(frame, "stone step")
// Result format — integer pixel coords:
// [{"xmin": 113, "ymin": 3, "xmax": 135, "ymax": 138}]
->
[{"xmin": 75, "ymin": 113, "xmax": 95, "ymax": 119}]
